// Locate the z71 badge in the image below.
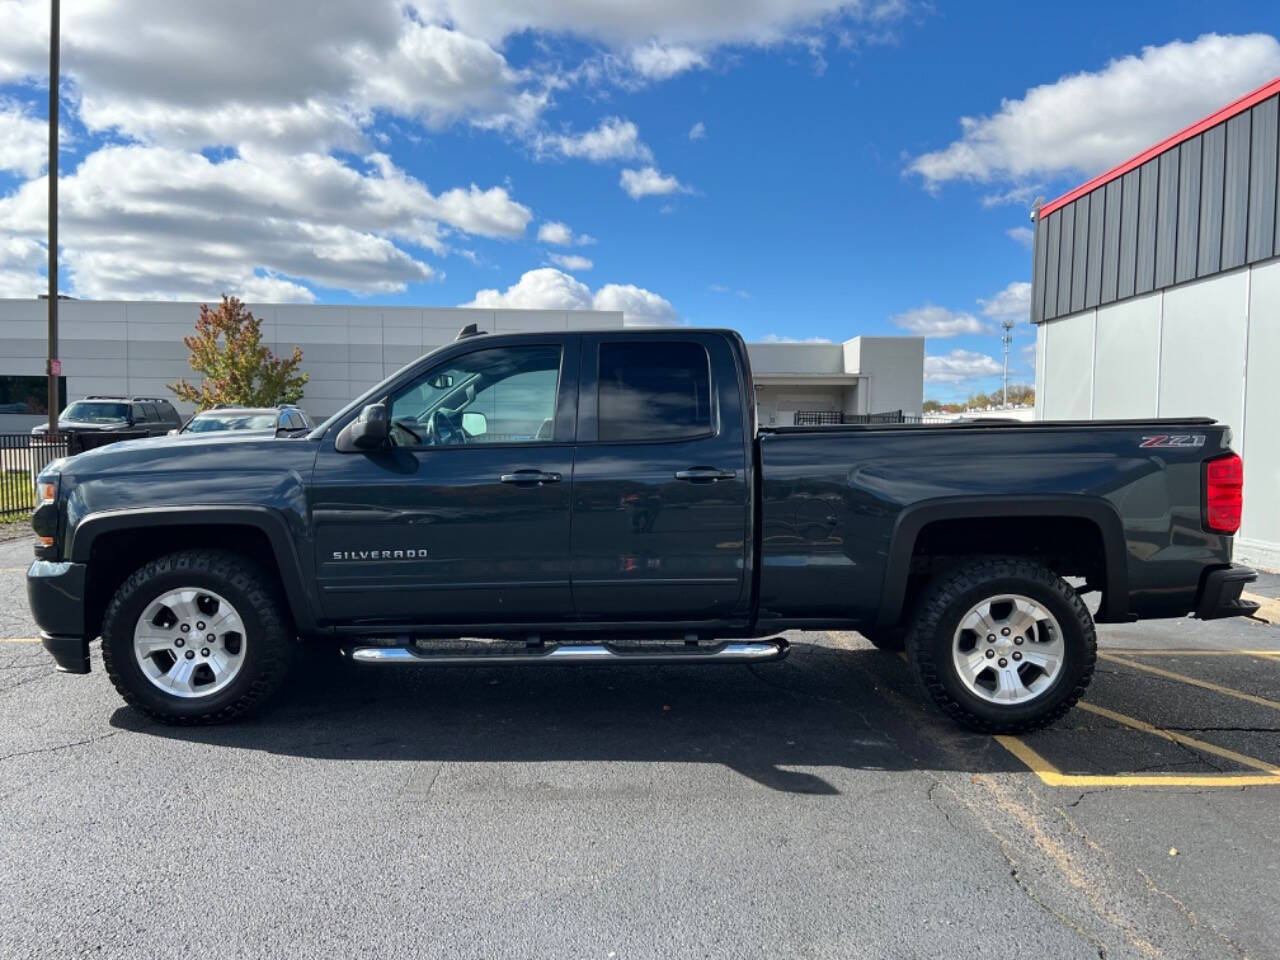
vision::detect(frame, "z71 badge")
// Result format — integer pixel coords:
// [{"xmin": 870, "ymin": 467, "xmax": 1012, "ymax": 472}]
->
[{"xmin": 1139, "ymin": 434, "xmax": 1205, "ymax": 448}]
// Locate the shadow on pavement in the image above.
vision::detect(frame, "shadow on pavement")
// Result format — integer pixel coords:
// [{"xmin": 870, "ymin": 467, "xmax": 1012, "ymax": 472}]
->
[{"xmin": 111, "ymin": 640, "xmax": 1025, "ymax": 795}]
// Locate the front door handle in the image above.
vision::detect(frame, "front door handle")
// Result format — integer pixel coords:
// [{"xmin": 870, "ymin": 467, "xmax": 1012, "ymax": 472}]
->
[
  {"xmin": 500, "ymin": 470, "xmax": 562, "ymax": 485},
  {"xmin": 675, "ymin": 467, "xmax": 737, "ymax": 483}
]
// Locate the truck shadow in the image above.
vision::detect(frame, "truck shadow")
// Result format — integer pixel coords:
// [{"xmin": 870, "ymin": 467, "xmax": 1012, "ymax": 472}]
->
[{"xmin": 112, "ymin": 639, "xmax": 1029, "ymax": 795}]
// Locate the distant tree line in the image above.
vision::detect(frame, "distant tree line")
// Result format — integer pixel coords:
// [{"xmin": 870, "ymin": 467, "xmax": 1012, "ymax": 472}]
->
[{"xmin": 923, "ymin": 383, "xmax": 1034, "ymax": 414}]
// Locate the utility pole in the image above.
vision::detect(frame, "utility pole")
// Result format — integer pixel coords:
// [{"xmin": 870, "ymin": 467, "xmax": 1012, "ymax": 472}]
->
[
  {"xmin": 1000, "ymin": 318, "xmax": 1016, "ymax": 408},
  {"xmin": 46, "ymin": 0, "xmax": 60, "ymax": 435}
]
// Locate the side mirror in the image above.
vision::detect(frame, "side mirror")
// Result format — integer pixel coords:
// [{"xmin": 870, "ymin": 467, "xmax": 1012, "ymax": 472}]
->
[
  {"xmin": 461, "ymin": 411, "xmax": 487, "ymax": 437},
  {"xmin": 349, "ymin": 403, "xmax": 389, "ymax": 450}
]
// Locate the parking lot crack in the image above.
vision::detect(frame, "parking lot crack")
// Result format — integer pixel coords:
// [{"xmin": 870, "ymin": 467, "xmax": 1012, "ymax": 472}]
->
[
  {"xmin": 0, "ymin": 729, "xmax": 120, "ymax": 763},
  {"xmin": 1134, "ymin": 866, "xmax": 1249, "ymax": 960}
]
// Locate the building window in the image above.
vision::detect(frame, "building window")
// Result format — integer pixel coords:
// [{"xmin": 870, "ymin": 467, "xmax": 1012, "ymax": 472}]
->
[{"xmin": 0, "ymin": 376, "xmax": 66, "ymax": 415}]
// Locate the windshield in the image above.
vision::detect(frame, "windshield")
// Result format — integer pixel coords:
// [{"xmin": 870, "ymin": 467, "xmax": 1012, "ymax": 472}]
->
[
  {"xmin": 62, "ymin": 402, "xmax": 129, "ymax": 423},
  {"xmin": 182, "ymin": 413, "xmax": 277, "ymax": 433}
]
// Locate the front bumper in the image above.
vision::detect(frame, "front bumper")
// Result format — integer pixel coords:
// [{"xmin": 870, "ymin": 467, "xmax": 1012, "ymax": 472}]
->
[
  {"xmin": 27, "ymin": 559, "xmax": 90, "ymax": 674},
  {"xmin": 1195, "ymin": 564, "xmax": 1259, "ymax": 620}
]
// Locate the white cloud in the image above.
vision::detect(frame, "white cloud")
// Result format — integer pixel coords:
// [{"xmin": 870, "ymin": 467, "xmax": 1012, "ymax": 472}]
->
[
  {"xmin": 689, "ymin": 121, "xmax": 707, "ymax": 140},
  {"xmin": 629, "ymin": 42, "xmax": 707, "ymax": 80},
  {"xmin": 463, "ymin": 267, "xmax": 677, "ymax": 325},
  {"xmin": 424, "ymin": 1, "xmax": 908, "ymax": 50},
  {"xmin": 0, "ymin": 236, "xmax": 45, "ymax": 298},
  {"xmin": 759, "ymin": 334, "xmax": 832, "ymax": 343},
  {"xmin": 1006, "ymin": 226, "xmax": 1034, "ymax": 248},
  {"xmin": 538, "ymin": 116, "xmax": 653, "ymax": 163},
  {"xmin": 549, "ymin": 253, "xmax": 594, "ymax": 271},
  {"xmin": 537, "ymin": 220, "xmax": 596, "ymax": 245},
  {"xmin": 592, "ymin": 282, "xmax": 679, "ymax": 325},
  {"xmin": 891, "ymin": 305, "xmax": 989, "ymax": 338},
  {"xmin": 908, "ymin": 33, "xmax": 1280, "ymax": 191},
  {"xmin": 924, "ymin": 349, "xmax": 1002, "ymax": 384},
  {"xmin": 620, "ymin": 166, "xmax": 688, "ymax": 199},
  {"xmin": 977, "ymin": 281, "xmax": 1031, "ymax": 322},
  {"xmin": 0, "ymin": 145, "xmax": 532, "ymax": 300},
  {"xmin": 0, "ymin": 100, "xmax": 48, "ymax": 176}
]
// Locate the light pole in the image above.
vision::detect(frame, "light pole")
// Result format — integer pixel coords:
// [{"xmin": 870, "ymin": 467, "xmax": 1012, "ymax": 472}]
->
[
  {"xmin": 46, "ymin": 0, "xmax": 60, "ymax": 435},
  {"xmin": 1000, "ymin": 318, "xmax": 1016, "ymax": 408}
]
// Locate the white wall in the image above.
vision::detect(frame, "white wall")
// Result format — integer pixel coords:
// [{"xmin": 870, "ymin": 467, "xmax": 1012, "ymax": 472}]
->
[
  {"xmin": 0, "ymin": 299, "xmax": 624, "ymax": 420},
  {"xmin": 1092, "ymin": 293, "xmax": 1160, "ymax": 419},
  {"xmin": 1242, "ymin": 259, "xmax": 1280, "ymax": 569},
  {"xmin": 1040, "ymin": 310, "xmax": 1094, "ymax": 419},
  {"xmin": 1034, "ymin": 262, "xmax": 1278, "ymax": 570},
  {"xmin": 843, "ymin": 337, "xmax": 924, "ymax": 416}
]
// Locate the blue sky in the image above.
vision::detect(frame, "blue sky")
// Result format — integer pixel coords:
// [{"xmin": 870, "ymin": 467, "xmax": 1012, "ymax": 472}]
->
[{"xmin": 0, "ymin": 1, "xmax": 1278, "ymax": 399}]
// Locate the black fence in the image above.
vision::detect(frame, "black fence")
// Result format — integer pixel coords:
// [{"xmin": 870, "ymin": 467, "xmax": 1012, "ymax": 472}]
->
[
  {"xmin": 0, "ymin": 431, "xmax": 148, "ymax": 520},
  {"xmin": 793, "ymin": 410, "xmax": 929, "ymax": 426}
]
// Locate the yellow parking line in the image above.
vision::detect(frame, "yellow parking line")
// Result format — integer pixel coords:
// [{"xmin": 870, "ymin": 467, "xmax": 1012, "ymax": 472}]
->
[
  {"xmin": 0, "ymin": 567, "xmax": 27, "ymax": 573},
  {"xmin": 1100, "ymin": 648, "xmax": 1280, "ymax": 657},
  {"xmin": 0, "ymin": 637, "xmax": 39, "ymax": 643},
  {"xmin": 1076, "ymin": 701, "xmax": 1280, "ymax": 775},
  {"xmin": 994, "ymin": 734, "xmax": 1280, "ymax": 788},
  {"xmin": 1099, "ymin": 652, "xmax": 1280, "ymax": 712}
]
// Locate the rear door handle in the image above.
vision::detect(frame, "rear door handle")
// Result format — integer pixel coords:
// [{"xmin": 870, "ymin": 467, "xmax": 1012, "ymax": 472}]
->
[
  {"xmin": 500, "ymin": 470, "xmax": 562, "ymax": 485},
  {"xmin": 675, "ymin": 467, "xmax": 737, "ymax": 483}
]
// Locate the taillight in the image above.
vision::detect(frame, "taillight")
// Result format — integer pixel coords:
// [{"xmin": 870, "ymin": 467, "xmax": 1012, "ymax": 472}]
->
[{"xmin": 1204, "ymin": 453, "xmax": 1243, "ymax": 534}]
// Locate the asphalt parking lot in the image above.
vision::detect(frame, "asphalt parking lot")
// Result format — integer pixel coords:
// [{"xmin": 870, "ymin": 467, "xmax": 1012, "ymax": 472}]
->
[{"xmin": 2, "ymin": 534, "xmax": 1278, "ymax": 960}]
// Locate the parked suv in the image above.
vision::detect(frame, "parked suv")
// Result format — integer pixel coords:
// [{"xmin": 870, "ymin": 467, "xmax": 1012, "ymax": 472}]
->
[
  {"xmin": 30, "ymin": 395, "xmax": 183, "ymax": 437},
  {"xmin": 174, "ymin": 405, "xmax": 312, "ymax": 438}
]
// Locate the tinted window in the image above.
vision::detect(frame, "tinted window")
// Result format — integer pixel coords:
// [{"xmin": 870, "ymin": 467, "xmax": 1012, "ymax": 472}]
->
[
  {"xmin": 597, "ymin": 341, "xmax": 712, "ymax": 442},
  {"xmin": 143, "ymin": 403, "xmax": 159, "ymax": 421},
  {"xmin": 389, "ymin": 345, "xmax": 562, "ymax": 447},
  {"xmin": 131, "ymin": 403, "xmax": 149, "ymax": 423},
  {"xmin": 185, "ymin": 413, "xmax": 278, "ymax": 432}
]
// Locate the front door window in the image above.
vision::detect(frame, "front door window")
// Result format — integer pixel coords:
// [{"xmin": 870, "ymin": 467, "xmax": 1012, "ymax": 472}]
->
[{"xmin": 388, "ymin": 345, "xmax": 562, "ymax": 447}]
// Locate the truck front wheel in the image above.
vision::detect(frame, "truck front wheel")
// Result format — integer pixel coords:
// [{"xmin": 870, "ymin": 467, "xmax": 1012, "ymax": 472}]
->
[
  {"xmin": 906, "ymin": 558, "xmax": 1096, "ymax": 733},
  {"xmin": 101, "ymin": 550, "xmax": 294, "ymax": 725}
]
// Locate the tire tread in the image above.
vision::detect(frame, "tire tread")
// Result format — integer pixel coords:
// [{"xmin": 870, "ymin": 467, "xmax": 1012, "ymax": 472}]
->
[
  {"xmin": 101, "ymin": 549, "xmax": 292, "ymax": 725},
  {"xmin": 906, "ymin": 557, "xmax": 1096, "ymax": 734}
]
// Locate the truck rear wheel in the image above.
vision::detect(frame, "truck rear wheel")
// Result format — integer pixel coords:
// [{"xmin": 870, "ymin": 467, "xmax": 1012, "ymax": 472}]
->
[
  {"xmin": 905, "ymin": 558, "xmax": 1095, "ymax": 733},
  {"xmin": 101, "ymin": 550, "xmax": 294, "ymax": 725}
]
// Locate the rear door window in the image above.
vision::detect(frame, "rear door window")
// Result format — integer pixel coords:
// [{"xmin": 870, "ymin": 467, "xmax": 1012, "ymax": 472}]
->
[{"xmin": 597, "ymin": 341, "xmax": 713, "ymax": 442}]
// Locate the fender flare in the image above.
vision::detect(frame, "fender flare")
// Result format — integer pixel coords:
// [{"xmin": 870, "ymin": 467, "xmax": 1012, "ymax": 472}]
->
[
  {"xmin": 69, "ymin": 505, "xmax": 319, "ymax": 634},
  {"xmin": 876, "ymin": 494, "xmax": 1129, "ymax": 628}
]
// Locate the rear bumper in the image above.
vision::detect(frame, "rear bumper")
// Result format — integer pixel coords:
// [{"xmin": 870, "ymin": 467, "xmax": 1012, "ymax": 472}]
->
[
  {"xmin": 1195, "ymin": 564, "xmax": 1259, "ymax": 620},
  {"xmin": 27, "ymin": 560, "xmax": 90, "ymax": 674}
]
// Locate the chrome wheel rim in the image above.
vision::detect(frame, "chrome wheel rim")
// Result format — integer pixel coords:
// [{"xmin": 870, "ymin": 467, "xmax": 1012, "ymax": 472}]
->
[
  {"xmin": 133, "ymin": 588, "xmax": 247, "ymax": 698},
  {"xmin": 951, "ymin": 594, "xmax": 1064, "ymax": 705}
]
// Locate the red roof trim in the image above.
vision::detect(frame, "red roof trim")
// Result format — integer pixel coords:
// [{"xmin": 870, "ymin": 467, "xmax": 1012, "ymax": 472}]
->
[{"xmin": 1038, "ymin": 75, "xmax": 1280, "ymax": 220}]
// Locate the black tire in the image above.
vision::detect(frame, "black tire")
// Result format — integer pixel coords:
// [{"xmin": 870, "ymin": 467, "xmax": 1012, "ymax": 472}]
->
[
  {"xmin": 905, "ymin": 557, "xmax": 1095, "ymax": 733},
  {"xmin": 863, "ymin": 627, "xmax": 906, "ymax": 652},
  {"xmin": 101, "ymin": 549, "xmax": 294, "ymax": 725}
]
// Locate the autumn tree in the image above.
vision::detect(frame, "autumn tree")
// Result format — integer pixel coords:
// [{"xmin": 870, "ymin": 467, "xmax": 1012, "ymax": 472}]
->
[{"xmin": 169, "ymin": 296, "xmax": 308, "ymax": 410}]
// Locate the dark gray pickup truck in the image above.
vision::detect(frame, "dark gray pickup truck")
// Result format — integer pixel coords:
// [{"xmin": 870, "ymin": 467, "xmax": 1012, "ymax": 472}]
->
[{"xmin": 28, "ymin": 327, "xmax": 1257, "ymax": 731}]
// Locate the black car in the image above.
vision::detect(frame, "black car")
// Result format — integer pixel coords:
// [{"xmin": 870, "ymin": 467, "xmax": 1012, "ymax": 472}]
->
[
  {"xmin": 30, "ymin": 395, "xmax": 183, "ymax": 438},
  {"xmin": 174, "ymin": 405, "xmax": 312, "ymax": 438}
]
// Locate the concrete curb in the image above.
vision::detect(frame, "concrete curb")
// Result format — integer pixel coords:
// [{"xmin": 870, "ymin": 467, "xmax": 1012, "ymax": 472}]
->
[{"xmin": 1242, "ymin": 591, "xmax": 1280, "ymax": 626}]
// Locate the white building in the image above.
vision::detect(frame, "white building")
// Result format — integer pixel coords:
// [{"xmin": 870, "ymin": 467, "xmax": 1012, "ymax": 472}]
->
[
  {"xmin": 1031, "ymin": 76, "xmax": 1280, "ymax": 570},
  {"xmin": 0, "ymin": 298, "xmax": 923, "ymax": 430}
]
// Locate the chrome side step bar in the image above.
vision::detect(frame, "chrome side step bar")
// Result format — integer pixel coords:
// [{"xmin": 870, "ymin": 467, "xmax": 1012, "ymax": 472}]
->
[{"xmin": 346, "ymin": 638, "xmax": 789, "ymax": 666}]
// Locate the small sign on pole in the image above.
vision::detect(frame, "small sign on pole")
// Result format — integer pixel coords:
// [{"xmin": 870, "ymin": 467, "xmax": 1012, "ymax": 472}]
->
[{"xmin": 49, "ymin": 358, "xmax": 62, "ymax": 377}]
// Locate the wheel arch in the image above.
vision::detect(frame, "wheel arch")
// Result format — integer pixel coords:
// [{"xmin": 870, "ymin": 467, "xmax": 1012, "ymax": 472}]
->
[
  {"xmin": 876, "ymin": 495, "xmax": 1129, "ymax": 629},
  {"xmin": 70, "ymin": 507, "xmax": 318, "ymax": 639}
]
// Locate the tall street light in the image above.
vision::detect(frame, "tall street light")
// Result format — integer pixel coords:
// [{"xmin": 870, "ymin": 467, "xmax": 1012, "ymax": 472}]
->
[{"xmin": 46, "ymin": 0, "xmax": 60, "ymax": 435}]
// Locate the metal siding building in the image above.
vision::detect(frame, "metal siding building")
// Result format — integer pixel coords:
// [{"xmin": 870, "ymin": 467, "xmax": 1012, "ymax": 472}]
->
[{"xmin": 1031, "ymin": 77, "xmax": 1280, "ymax": 571}]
